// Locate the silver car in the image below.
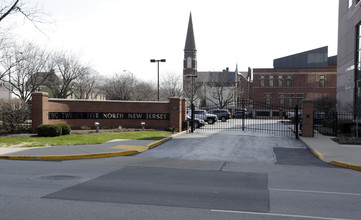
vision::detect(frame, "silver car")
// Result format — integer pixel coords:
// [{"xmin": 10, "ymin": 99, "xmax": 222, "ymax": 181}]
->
[{"xmin": 188, "ymin": 109, "xmax": 218, "ymax": 124}]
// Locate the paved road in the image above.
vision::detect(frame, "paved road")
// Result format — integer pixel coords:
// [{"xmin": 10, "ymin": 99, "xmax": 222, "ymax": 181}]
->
[
  {"xmin": 1, "ymin": 130, "xmax": 361, "ymax": 219},
  {"xmin": 136, "ymin": 131, "xmax": 309, "ymax": 164}
]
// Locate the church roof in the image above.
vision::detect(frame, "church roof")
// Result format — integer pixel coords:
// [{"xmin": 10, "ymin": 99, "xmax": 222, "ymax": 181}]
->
[
  {"xmin": 184, "ymin": 13, "xmax": 196, "ymax": 51},
  {"xmin": 197, "ymin": 71, "xmax": 237, "ymax": 84}
]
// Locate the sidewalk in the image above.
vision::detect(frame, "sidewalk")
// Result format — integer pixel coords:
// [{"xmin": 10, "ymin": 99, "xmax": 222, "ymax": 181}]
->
[
  {"xmin": 0, "ymin": 132, "xmax": 186, "ymax": 161},
  {"xmin": 300, "ymin": 136, "xmax": 361, "ymax": 171}
]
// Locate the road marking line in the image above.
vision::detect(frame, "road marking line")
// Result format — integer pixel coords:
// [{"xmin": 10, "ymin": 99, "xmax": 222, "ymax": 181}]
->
[
  {"xmin": 270, "ymin": 188, "xmax": 361, "ymax": 196},
  {"xmin": 211, "ymin": 209, "xmax": 354, "ymax": 220}
]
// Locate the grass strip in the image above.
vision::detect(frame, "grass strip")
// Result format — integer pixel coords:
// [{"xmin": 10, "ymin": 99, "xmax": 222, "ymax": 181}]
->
[{"xmin": 0, "ymin": 131, "xmax": 171, "ymax": 148}]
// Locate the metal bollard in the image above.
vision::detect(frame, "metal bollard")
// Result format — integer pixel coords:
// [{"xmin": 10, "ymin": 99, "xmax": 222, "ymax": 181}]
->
[
  {"xmin": 141, "ymin": 122, "xmax": 145, "ymax": 131},
  {"xmin": 94, "ymin": 122, "xmax": 100, "ymax": 133}
]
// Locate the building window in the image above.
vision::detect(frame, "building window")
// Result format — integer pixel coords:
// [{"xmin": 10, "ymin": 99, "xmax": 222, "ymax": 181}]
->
[
  {"xmin": 278, "ymin": 75, "xmax": 283, "ymax": 87},
  {"xmin": 260, "ymin": 75, "xmax": 265, "ymax": 87},
  {"xmin": 279, "ymin": 94, "xmax": 285, "ymax": 107},
  {"xmin": 288, "ymin": 93, "xmax": 294, "ymax": 107},
  {"xmin": 297, "ymin": 94, "xmax": 303, "ymax": 107},
  {"xmin": 265, "ymin": 94, "xmax": 271, "ymax": 106},
  {"xmin": 269, "ymin": 75, "xmax": 274, "ymax": 87},
  {"xmin": 187, "ymin": 57, "xmax": 192, "ymax": 68},
  {"xmin": 286, "ymin": 75, "xmax": 292, "ymax": 87},
  {"xmin": 319, "ymin": 75, "xmax": 325, "ymax": 87}
]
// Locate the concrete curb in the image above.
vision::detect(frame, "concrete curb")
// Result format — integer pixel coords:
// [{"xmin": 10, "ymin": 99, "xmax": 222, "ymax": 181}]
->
[
  {"xmin": 0, "ymin": 131, "xmax": 188, "ymax": 161},
  {"xmin": 329, "ymin": 161, "xmax": 361, "ymax": 172},
  {"xmin": 299, "ymin": 137, "xmax": 361, "ymax": 172},
  {"xmin": 0, "ymin": 150, "xmax": 139, "ymax": 161}
]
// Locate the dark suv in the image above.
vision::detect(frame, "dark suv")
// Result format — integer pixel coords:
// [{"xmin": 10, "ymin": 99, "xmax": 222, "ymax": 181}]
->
[{"xmin": 208, "ymin": 109, "xmax": 231, "ymax": 122}]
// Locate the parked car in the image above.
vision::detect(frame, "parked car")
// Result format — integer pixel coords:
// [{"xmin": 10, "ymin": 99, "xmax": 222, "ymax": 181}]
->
[
  {"xmin": 233, "ymin": 109, "xmax": 248, "ymax": 118},
  {"xmin": 313, "ymin": 113, "xmax": 326, "ymax": 124},
  {"xmin": 286, "ymin": 111, "xmax": 303, "ymax": 121},
  {"xmin": 186, "ymin": 116, "xmax": 205, "ymax": 128},
  {"xmin": 208, "ymin": 109, "xmax": 231, "ymax": 122},
  {"xmin": 188, "ymin": 109, "xmax": 218, "ymax": 124}
]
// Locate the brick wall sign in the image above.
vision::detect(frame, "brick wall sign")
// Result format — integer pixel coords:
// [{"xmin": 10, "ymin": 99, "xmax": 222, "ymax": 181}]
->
[
  {"xmin": 48, "ymin": 112, "xmax": 170, "ymax": 120},
  {"xmin": 31, "ymin": 92, "xmax": 186, "ymax": 133}
]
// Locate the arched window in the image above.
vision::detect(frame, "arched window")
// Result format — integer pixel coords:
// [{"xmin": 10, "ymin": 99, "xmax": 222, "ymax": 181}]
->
[{"xmin": 187, "ymin": 57, "xmax": 192, "ymax": 68}]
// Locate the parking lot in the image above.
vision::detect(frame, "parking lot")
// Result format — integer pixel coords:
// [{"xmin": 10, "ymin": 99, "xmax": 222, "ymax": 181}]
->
[
  {"xmin": 193, "ymin": 117, "xmax": 296, "ymax": 137},
  {"xmin": 136, "ymin": 128, "xmax": 305, "ymax": 164}
]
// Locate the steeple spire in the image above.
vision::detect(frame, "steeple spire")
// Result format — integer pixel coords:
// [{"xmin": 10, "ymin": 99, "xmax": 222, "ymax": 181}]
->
[{"xmin": 184, "ymin": 12, "xmax": 196, "ymax": 51}]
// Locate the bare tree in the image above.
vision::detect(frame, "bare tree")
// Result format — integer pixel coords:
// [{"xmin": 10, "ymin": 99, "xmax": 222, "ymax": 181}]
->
[
  {"xmin": 133, "ymin": 80, "xmax": 156, "ymax": 101},
  {"xmin": 314, "ymin": 96, "xmax": 337, "ymax": 116},
  {"xmin": 205, "ymin": 73, "xmax": 235, "ymax": 109},
  {"xmin": 48, "ymin": 51, "xmax": 89, "ymax": 99},
  {"xmin": 0, "ymin": 1, "xmax": 52, "ymax": 80},
  {"xmin": 0, "ymin": 0, "xmax": 52, "ymax": 29},
  {"xmin": 183, "ymin": 76, "xmax": 203, "ymax": 106},
  {"xmin": 72, "ymin": 68, "xmax": 104, "ymax": 100},
  {"xmin": 0, "ymin": 41, "xmax": 51, "ymax": 101},
  {"xmin": 0, "ymin": 98, "xmax": 30, "ymax": 133},
  {"xmin": 103, "ymin": 72, "xmax": 137, "ymax": 100},
  {"xmin": 160, "ymin": 72, "xmax": 182, "ymax": 100}
]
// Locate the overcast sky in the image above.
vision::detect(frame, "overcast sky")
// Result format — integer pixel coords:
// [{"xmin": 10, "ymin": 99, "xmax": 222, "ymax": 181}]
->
[{"xmin": 12, "ymin": 0, "xmax": 338, "ymax": 82}]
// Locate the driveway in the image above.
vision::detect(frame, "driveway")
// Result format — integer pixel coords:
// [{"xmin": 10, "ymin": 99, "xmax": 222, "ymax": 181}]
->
[{"xmin": 136, "ymin": 130, "xmax": 311, "ymax": 164}]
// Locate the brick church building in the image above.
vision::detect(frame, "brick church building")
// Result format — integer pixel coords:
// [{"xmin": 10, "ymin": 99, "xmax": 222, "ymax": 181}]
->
[{"xmin": 182, "ymin": 13, "xmax": 251, "ymax": 109}]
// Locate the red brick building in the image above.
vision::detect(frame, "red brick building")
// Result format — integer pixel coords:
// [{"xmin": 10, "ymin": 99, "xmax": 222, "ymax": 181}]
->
[{"xmin": 252, "ymin": 46, "xmax": 337, "ymax": 109}]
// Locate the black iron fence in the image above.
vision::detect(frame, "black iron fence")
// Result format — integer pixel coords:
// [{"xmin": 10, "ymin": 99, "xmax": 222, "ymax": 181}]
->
[
  {"xmin": 313, "ymin": 112, "xmax": 361, "ymax": 137},
  {"xmin": 189, "ymin": 99, "xmax": 299, "ymax": 138}
]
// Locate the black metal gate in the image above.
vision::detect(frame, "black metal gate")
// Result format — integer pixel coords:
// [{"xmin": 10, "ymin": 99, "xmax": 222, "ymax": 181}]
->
[{"xmin": 190, "ymin": 99, "xmax": 299, "ymax": 138}]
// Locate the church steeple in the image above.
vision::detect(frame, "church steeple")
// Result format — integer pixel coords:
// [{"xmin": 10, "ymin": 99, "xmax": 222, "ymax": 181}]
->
[
  {"xmin": 183, "ymin": 13, "xmax": 197, "ymax": 77},
  {"xmin": 183, "ymin": 12, "xmax": 198, "ymax": 96},
  {"xmin": 184, "ymin": 13, "xmax": 196, "ymax": 52}
]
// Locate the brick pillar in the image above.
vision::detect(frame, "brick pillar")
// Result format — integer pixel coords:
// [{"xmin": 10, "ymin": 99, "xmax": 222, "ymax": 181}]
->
[
  {"xmin": 32, "ymin": 92, "xmax": 49, "ymax": 133},
  {"xmin": 302, "ymin": 99, "xmax": 314, "ymax": 137},
  {"xmin": 181, "ymin": 98, "xmax": 187, "ymax": 123},
  {"xmin": 169, "ymin": 98, "xmax": 182, "ymax": 132}
]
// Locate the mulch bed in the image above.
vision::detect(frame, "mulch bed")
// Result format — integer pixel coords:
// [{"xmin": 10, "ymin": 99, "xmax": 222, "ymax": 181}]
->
[{"xmin": 332, "ymin": 137, "xmax": 361, "ymax": 145}]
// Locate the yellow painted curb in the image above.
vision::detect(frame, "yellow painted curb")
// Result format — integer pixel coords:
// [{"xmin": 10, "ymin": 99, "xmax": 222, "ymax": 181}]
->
[
  {"xmin": 312, "ymin": 150, "xmax": 324, "ymax": 160},
  {"xmin": 110, "ymin": 145, "xmax": 148, "ymax": 152},
  {"xmin": 0, "ymin": 150, "xmax": 139, "ymax": 161},
  {"xmin": 329, "ymin": 161, "xmax": 361, "ymax": 171},
  {"xmin": 147, "ymin": 140, "xmax": 163, "ymax": 149}
]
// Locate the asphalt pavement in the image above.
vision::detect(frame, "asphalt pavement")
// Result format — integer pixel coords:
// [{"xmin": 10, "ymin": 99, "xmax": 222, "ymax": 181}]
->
[{"xmin": 0, "ymin": 130, "xmax": 361, "ymax": 172}]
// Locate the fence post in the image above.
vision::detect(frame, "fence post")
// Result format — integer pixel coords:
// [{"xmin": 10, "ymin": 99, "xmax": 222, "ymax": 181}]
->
[
  {"xmin": 333, "ymin": 112, "xmax": 338, "ymax": 137},
  {"xmin": 241, "ymin": 99, "xmax": 245, "ymax": 131},
  {"xmin": 295, "ymin": 105, "xmax": 299, "ymax": 139},
  {"xmin": 191, "ymin": 103, "xmax": 195, "ymax": 133}
]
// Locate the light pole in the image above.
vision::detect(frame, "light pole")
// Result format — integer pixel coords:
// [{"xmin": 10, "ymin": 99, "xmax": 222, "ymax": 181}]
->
[
  {"xmin": 187, "ymin": 71, "xmax": 197, "ymax": 132},
  {"xmin": 150, "ymin": 59, "xmax": 166, "ymax": 101}
]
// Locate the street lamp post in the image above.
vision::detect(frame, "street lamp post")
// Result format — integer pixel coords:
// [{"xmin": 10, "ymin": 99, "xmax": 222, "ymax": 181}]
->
[
  {"xmin": 150, "ymin": 59, "xmax": 166, "ymax": 101},
  {"xmin": 187, "ymin": 72, "xmax": 197, "ymax": 133}
]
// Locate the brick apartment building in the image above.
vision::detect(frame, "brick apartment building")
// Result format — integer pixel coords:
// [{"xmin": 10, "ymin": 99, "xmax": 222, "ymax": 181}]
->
[{"xmin": 253, "ymin": 46, "xmax": 337, "ymax": 110}]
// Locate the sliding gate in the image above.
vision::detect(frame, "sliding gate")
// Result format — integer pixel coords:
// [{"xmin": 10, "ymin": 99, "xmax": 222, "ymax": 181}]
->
[{"xmin": 193, "ymin": 99, "xmax": 300, "ymax": 138}]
